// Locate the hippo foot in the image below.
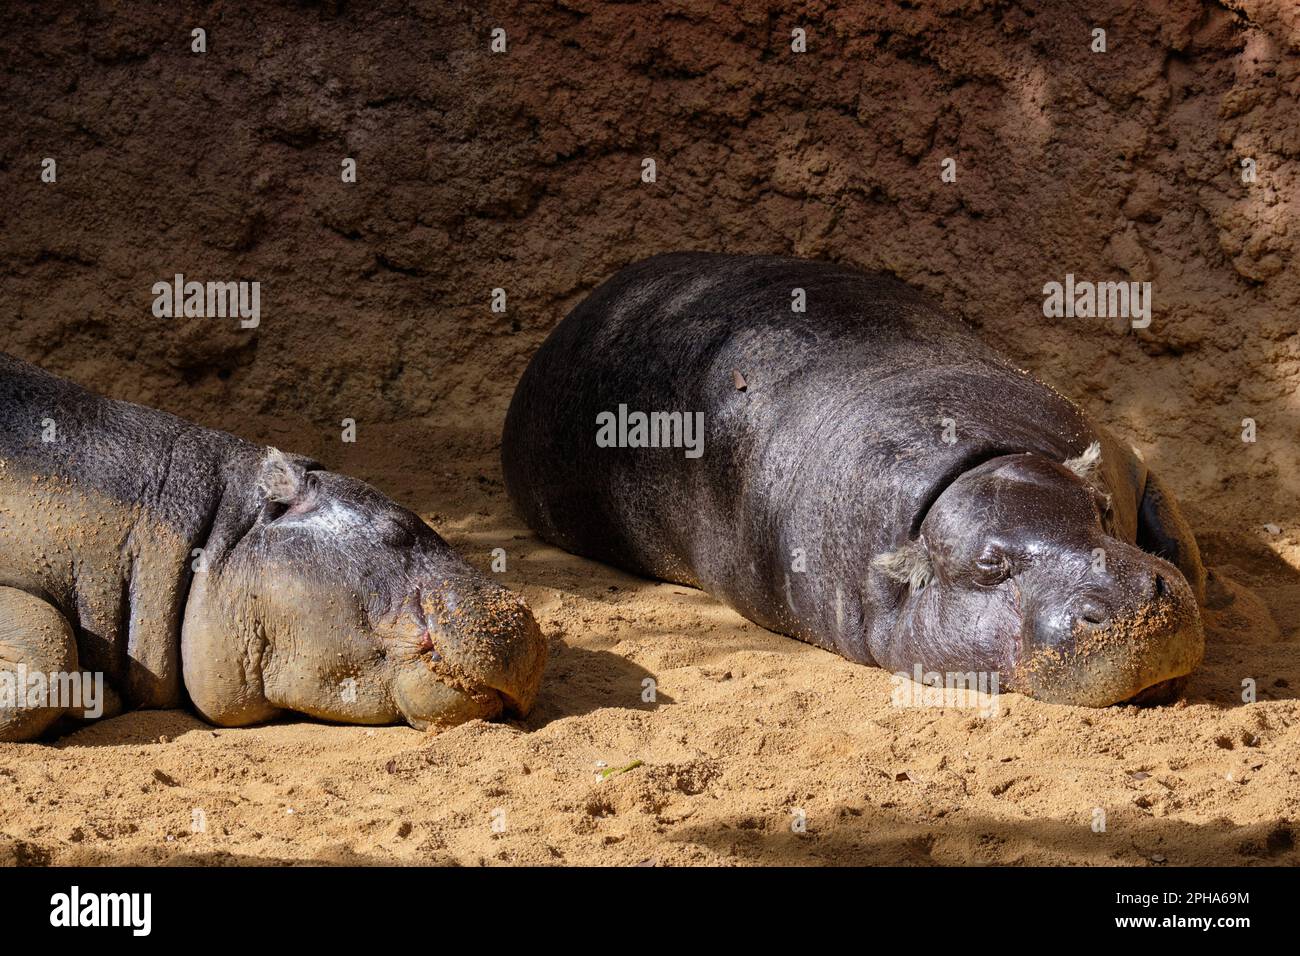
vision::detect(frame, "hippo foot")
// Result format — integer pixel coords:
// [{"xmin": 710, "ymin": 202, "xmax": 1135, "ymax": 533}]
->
[{"xmin": 0, "ymin": 587, "xmax": 81, "ymax": 742}]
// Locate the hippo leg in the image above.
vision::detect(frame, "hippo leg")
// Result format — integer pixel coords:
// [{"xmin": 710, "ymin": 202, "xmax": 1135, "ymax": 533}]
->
[
  {"xmin": 1137, "ymin": 471, "xmax": 1207, "ymax": 605},
  {"xmin": 0, "ymin": 587, "xmax": 80, "ymax": 741}
]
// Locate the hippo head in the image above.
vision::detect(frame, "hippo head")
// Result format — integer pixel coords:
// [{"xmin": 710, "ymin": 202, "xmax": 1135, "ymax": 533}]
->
[
  {"xmin": 182, "ymin": 449, "xmax": 547, "ymax": 730},
  {"xmin": 872, "ymin": 445, "xmax": 1203, "ymax": 706}
]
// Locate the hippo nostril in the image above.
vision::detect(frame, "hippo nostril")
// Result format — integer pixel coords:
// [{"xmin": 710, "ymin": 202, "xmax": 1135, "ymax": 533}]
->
[
  {"xmin": 416, "ymin": 633, "xmax": 442, "ymax": 661},
  {"xmin": 1154, "ymin": 573, "xmax": 1169, "ymax": 600}
]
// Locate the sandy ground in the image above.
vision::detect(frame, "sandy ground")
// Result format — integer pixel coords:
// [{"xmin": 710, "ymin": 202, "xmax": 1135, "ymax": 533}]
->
[{"xmin": 1, "ymin": 415, "xmax": 1296, "ymax": 867}]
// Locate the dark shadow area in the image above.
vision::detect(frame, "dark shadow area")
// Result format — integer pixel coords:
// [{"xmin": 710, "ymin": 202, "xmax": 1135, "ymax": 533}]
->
[
  {"xmin": 671, "ymin": 808, "xmax": 1299, "ymax": 867},
  {"xmin": 523, "ymin": 643, "xmax": 675, "ymax": 727},
  {"xmin": 47, "ymin": 709, "xmax": 213, "ymax": 749},
  {"xmin": 1, "ymin": 842, "xmax": 415, "ymax": 867}
]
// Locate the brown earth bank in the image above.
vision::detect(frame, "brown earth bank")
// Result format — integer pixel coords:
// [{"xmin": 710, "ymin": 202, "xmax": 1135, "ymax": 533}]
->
[{"xmin": 1, "ymin": 0, "xmax": 1297, "ymax": 865}]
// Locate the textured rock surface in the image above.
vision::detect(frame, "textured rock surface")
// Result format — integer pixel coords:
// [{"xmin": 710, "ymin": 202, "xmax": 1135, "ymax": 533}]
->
[{"xmin": 2, "ymin": 2, "xmax": 1296, "ymax": 523}]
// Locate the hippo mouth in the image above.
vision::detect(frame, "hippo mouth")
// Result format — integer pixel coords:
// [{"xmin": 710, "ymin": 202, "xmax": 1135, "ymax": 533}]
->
[
  {"xmin": 391, "ymin": 648, "xmax": 539, "ymax": 731},
  {"xmin": 379, "ymin": 588, "xmax": 548, "ymax": 730},
  {"xmin": 391, "ymin": 670, "xmax": 507, "ymax": 731},
  {"xmin": 421, "ymin": 634, "xmax": 540, "ymax": 719},
  {"xmin": 1120, "ymin": 675, "xmax": 1189, "ymax": 707}
]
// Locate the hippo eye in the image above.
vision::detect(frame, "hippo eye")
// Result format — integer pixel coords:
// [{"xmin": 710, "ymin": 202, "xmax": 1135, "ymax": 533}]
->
[
  {"xmin": 974, "ymin": 549, "xmax": 1011, "ymax": 585},
  {"xmin": 376, "ymin": 520, "xmax": 417, "ymax": 547}
]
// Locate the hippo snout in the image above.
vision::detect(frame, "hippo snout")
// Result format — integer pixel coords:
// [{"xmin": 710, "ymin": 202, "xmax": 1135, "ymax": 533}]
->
[
  {"xmin": 1036, "ymin": 565, "xmax": 1176, "ymax": 647},
  {"xmin": 441, "ymin": 593, "xmax": 548, "ymax": 716},
  {"xmin": 387, "ymin": 578, "xmax": 548, "ymax": 729},
  {"xmin": 1013, "ymin": 553, "xmax": 1204, "ymax": 707}
]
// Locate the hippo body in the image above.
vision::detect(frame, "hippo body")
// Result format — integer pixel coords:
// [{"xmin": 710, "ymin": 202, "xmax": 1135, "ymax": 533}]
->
[
  {"xmin": 503, "ymin": 253, "xmax": 1206, "ymax": 706},
  {"xmin": 0, "ymin": 352, "xmax": 546, "ymax": 740}
]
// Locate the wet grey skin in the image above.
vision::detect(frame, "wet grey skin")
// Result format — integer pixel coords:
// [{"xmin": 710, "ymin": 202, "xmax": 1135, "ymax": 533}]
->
[
  {"xmin": 502, "ymin": 252, "xmax": 1207, "ymax": 707},
  {"xmin": 0, "ymin": 353, "xmax": 546, "ymax": 741}
]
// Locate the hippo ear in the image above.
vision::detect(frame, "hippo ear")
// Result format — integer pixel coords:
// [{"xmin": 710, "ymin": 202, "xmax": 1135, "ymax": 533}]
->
[
  {"xmin": 256, "ymin": 447, "xmax": 306, "ymax": 503},
  {"xmin": 871, "ymin": 539, "xmax": 933, "ymax": 591},
  {"xmin": 1063, "ymin": 441, "xmax": 1102, "ymax": 483}
]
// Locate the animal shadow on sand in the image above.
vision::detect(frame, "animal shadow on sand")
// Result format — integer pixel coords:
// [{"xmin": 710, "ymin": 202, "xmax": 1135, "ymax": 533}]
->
[
  {"xmin": 1187, "ymin": 527, "xmax": 1300, "ymax": 707},
  {"xmin": 671, "ymin": 806, "xmax": 1298, "ymax": 867}
]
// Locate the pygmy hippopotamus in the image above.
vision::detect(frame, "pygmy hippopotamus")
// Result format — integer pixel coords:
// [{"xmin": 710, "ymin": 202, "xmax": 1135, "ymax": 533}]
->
[
  {"xmin": 0, "ymin": 352, "xmax": 546, "ymax": 741},
  {"xmin": 502, "ymin": 253, "xmax": 1207, "ymax": 706}
]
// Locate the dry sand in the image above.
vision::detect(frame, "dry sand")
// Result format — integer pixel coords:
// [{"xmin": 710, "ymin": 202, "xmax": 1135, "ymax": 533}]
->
[{"xmin": 1, "ymin": 416, "xmax": 1296, "ymax": 867}]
